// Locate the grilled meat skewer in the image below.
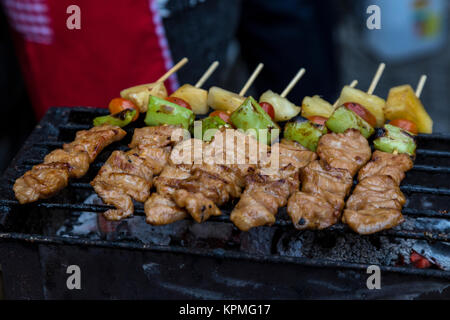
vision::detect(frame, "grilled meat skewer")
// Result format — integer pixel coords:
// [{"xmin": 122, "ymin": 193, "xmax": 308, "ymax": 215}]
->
[
  {"xmin": 14, "ymin": 124, "xmax": 126, "ymax": 204},
  {"xmin": 287, "ymin": 129, "xmax": 371, "ymax": 230},
  {"xmin": 146, "ymin": 129, "xmax": 264, "ymax": 224},
  {"xmin": 91, "ymin": 125, "xmax": 184, "ymax": 221},
  {"xmin": 171, "ymin": 129, "xmax": 258, "ymax": 223},
  {"xmin": 342, "ymin": 151, "xmax": 413, "ymax": 234},
  {"xmin": 230, "ymin": 139, "xmax": 317, "ymax": 231}
]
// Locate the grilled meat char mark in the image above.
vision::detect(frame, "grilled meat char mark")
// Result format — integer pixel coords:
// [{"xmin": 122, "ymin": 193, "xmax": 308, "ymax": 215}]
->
[
  {"xmin": 92, "ymin": 125, "xmax": 184, "ymax": 221},
  {"xmin": 231, "ymin": 139, "xmax": 317, "ymax": 232},
  {"xmin": 169, "ymin": 130, "xmax": 254, "ymax": 223},
  {"xmin": 287, "ymin": 129, "xmax": 371, "ymax": 230},
  {"xmin": 145, "ymin": 164, "xmax": 191, "ymax": 225},
  {"xmin": 343, "ymin": 151, "xmax": 413, "ymax": 235},
  {"xmin": 14, "ymin": 124, "xmax": 126, "ymax": 204}
]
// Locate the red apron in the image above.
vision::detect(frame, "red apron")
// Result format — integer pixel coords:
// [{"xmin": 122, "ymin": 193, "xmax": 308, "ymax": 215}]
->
[{"xmin": 2, "ymin": 0, "xmax": 177, "ymax": 119}]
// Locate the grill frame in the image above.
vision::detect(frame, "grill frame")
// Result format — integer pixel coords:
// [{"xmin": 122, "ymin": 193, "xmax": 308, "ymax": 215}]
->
[{"xmin": 1, "ymin": 106, "xmax": 450, "ymax": 299}]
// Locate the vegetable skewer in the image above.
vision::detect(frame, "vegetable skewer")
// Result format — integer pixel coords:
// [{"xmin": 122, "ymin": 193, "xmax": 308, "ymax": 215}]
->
[
  {"xmin": 259, "ymin": 67, "xmax": 305, "ymax": 122},
  {"xmin": 207, "ymin": 63, "xmax": 265, "ymax": 115},
  {"xmin": 231, "ymin": 66, "xmax": 307, "ymax": 144},
  {"xmin": 119, "ymin": 57, "xmax": 189, "ymax": 113},
  {"xmin": 327, "ymin": 63, "xmax": 386, "ymax": 137},
  {"xmin": 384, "ymin": 74, "xmax": 432, "ymax": 133},
  {"xmin": 201, "ymin": 63, "xmax": 268, "ymax": 141},
  {"xmin": 145, "ymin": 61, "xmax": 221, "ymax": 129},
  {"xmin": 285, "ymin": 79, "xmax": 358, "ymax": 152},
  {"xmin": 374, "ymin": 75, "xmax": 426, "ymax": 155}
]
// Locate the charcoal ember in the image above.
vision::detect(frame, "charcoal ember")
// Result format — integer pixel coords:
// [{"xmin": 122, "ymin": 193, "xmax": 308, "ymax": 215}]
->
[
  {"xmin": 277, "ymin": 230, "xmax": 415, "ymax": 266},
  {"xmin": 413, "ymin": 241, "xmax": 450, "ymax": 271}
]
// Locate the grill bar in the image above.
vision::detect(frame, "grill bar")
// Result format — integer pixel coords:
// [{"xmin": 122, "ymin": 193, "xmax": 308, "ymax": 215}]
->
[
  {"xmin": 1, "ymin": 231, "xmax": 450, "ymax": 281},
  {"xmin": 416, "ymin": 149, "xmax": 450, "ymax": 157},
  {"xmin": 1, "ymin": 198, "xmax": 449, "ymax": 242},
  {"xmin": 8, "ymin": 178, "xmax": 450, "ymax": 197},
  {"xmin": 19, "ymin": 161, "xmax": 450, "ymax": 176}
]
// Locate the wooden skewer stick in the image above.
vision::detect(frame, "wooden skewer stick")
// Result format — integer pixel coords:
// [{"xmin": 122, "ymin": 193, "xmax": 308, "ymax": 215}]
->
[
  {"xmin": 195, "ymin": 61, "xmax": 220, "ymax": 88},
  {"xmin": 415, "ymin": 74, "xmax": 427, "ymax": 98},
  {"xmin": 239, "ymin": 63, "xmax": 264, "ymax": 96},
  {"xmin": 332, "ymin": 80, "xmax": 359, "ymax": 108},
  {"xmin": 367, "ymin": 62, "xmax": 385, "ymax": 95},
  {"xmin": 281, "ymin": 68, "xmax": 306, "ymax": 98},
  {"xmin": 157, "ymin": 57, "xmax": 189, "ymax": 83}
]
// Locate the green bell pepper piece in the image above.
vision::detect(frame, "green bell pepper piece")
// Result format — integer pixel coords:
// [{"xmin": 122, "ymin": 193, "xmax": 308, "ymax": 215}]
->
[
  {"xmin": 373, "ymin": 124, "xmax": 416, "ymax": 156},
  {"xmin": 230, "ymin": 96, "xmax": 280, "ymax": 144},
  {"xmin": 195, "ymin": 116, "xmax": 232, "ymax": 141},
  {"xmin": 93, "ymin": 109, "xmax": 136, "ymax": 127},
  {"xmin": 145, "ymin": 96, "xmax": 194, "ymax": 130},
  {"xmin": 284, "ymin": 120, "xmax": 328, "ymax": 152},
  {"xmin": 325, "ymin": 105, "xmax": 375, "ymax": 139}
]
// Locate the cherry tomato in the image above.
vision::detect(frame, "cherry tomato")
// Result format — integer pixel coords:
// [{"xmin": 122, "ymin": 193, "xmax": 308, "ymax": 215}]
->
[
  {"xmin": 389, "ymin": 119, "xmax": 418, "ymax": 135},
  {"xmin": 259, "ymin": 102, "xmax": 275, "ymax": 120},
  {"xmin": 307, "ymin": 116, "xmax": 328, "ymax": 125},
  {"xmin": 344, "ymin": 102, "xmax": 377, "ymax": 128},
  {"xmin": 165, "ymin": 96, "xmax": 192, "ymax": 110},
  {"xmin": 108, "ymin": 98, "xmax": 139, "ymax": 121},
  {"xmin": 209, "ymin": 110, "xmax": 231, "ymax": 124}
]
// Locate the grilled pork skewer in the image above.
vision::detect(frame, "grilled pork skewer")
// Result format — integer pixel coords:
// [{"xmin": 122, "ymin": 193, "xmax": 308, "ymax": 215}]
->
[
  {"xmin": 171, "ymin": 131, "xmax": 250, "ymax": 222},
  {"xmin": 146, "ymin": 129, "xmax": 261, "ymax": 225},
  {"xmin": 14, "ymin": 124, "xmax": 126, "ymax": 204},
  {"xmin": 342, "ymin": 151, "xmax": 413, "ymax": 234},
  {"xmin": 92, "ymin": 125, "xmax": 184, "ymax": 220},
  {"xmin": 287, "ymin": 129, "xmax": 371, "ymax": 229},
  {"xmin": 230, "ymin": 139, "xmax": 317, "ymax": 231}
]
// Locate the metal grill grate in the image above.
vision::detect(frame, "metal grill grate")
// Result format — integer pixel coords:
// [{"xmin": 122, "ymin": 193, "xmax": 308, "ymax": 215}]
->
[{"xmin": 0, "ymin": 107, "xmax": 450, "ymax": 283}]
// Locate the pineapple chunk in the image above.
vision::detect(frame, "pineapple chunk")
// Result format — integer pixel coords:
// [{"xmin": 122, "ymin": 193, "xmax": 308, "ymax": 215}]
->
[
  {"xmin": 171, "ymin": 84, "xmax": 208, "ymax": 114},
  {"xmin": 337, "ymin": 86, "xmax": 385, "ymax": 127},
  {"xmin": 120, "ymin": 82, "xmax": 167, "ymax": 112},
  {"xmin": 259, "ymin": 90, "xmax": 301, "ymax": 122},
  {"xmin": 385, "ymin": 84, "xmax": 433, "ymax": 134},
  {"xmin": 208, "ymin": 86, "xmax": 245, "ymax": 113},
  {"xmin": 301, "ymin": 95, "xmax": 334, "ymax": 119}
]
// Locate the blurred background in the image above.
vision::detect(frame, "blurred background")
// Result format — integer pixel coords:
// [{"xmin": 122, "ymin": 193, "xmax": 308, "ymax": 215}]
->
[{"xmin": 1, "ymin": 0, "xmax": 449, "ymax": 174}]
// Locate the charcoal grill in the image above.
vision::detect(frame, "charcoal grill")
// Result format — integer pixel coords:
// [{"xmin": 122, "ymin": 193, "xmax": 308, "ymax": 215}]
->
[{"xmin": 0, "ymin": 107, "xmax": 450, "ymax": 299}]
